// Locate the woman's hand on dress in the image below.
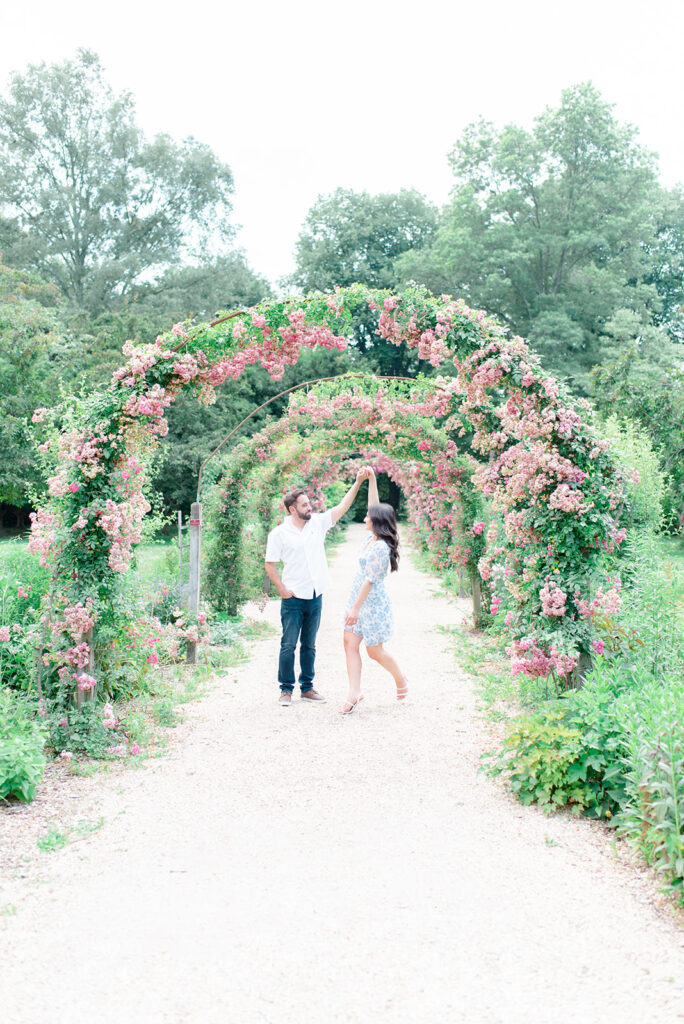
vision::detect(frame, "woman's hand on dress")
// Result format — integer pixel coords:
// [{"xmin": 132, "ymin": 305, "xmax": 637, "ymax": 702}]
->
[{"xmin": 345, "ymin": 607, "xmax": 360, "ymax": 625}]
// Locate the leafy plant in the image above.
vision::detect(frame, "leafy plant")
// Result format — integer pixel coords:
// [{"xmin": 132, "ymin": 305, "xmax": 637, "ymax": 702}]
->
[{"xmin": 0, "ymin": 690, "xmax": 47, "ymax": 802}]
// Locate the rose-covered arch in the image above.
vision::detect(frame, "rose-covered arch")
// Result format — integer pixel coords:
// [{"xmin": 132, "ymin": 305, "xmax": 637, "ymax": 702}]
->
[
  {"xmin": 203, "ymin": 377, "xmax": 480, "ymax": 615},
  {"xmin": 29, "ymin": 283, "xmax": 631, "ymax": 700}
]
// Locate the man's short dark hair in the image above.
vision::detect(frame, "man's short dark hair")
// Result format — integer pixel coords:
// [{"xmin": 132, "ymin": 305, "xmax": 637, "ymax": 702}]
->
[{"xmin": 284, "ymin": 488, "xmax": 307, "ymax": 512}]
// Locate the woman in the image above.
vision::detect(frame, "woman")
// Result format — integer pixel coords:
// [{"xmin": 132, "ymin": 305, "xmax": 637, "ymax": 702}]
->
[{"xmin": 340, "ymin": 467, "xmax": 408, "ymax": 714}]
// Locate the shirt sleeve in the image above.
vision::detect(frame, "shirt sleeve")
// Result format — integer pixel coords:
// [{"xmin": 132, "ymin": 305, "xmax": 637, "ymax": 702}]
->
[
  {"xmin": 265, "ymin": 527, "xmax": 283, "ymax": 562},
  {"xmin": 364, "ymin": 541, "xmax": 390, "ymax": 583},
  {"xmin": 316, "ymin": 510, "xmax": 333, "ymax": 534}
]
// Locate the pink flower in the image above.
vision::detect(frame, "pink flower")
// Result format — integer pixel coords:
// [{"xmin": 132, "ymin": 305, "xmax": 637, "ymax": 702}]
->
[
  {"xmin": 105, "ymin": 744, "xmax": 127, "ymax": 757},
  {"xmin": 74, "ymin": 672, "xmax": 97, "ymax": 691},
  {"xmin": 592, "ymin": 639, "xmax": 605, "ymax": 656},
  {"xmin": 59, "ymin": 750, "xmax": 73, "ymax": 761},
  {"xmin": 147, "ymin": 652, "xmax": 159, "ymax": 665},
  {"xmin": 68, "ymin": 482, "xmax": 80, "ymax": 493},
  {"xmin": 472, "ymin": 522, "xmax": 485, "ymax": 535},
  {"xmin": 58, "ymin": 718, "xmax": 68, "ymax": 727},
  {"xmin": 32, "ymin": 407, "xmax": 47, "ymax": 423},
  {"xmin": 0, "ymin": 626, "xmax": 10, "ymax": 642},
  {"xmin": 17, "ymin": 585, "xmax": 30, "ymax": 598},
  {"xmin": 130, "ymin": 742, "xmax": 141, "ymax": 756}
]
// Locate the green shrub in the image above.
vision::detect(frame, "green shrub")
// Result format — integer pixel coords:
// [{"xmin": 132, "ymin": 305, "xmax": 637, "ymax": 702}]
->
[
  {"xmin": 0, "ymin": 690, "xmax": 47, "ymax": 802},
  {"xmin": 616, "ymin": 682, "xmax": 684, "ymax": 895},
  {"xmin": 487, "ymin": 679, "xmax": 629, "ymax": 819},
  {"xmin": 48, "ymin": 702, "xmax": 119, "ymax": 758}
]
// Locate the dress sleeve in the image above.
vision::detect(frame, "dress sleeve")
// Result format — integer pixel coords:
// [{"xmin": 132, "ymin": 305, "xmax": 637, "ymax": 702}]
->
[{"xmin": 364, "ymin": 541, "xmax": 390, "ymax": 583}]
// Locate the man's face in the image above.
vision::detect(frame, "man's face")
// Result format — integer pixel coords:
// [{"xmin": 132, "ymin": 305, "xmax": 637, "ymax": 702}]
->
[{"xmin": 292, "ymin": 494, "xmax": 312, "ymax": 522}]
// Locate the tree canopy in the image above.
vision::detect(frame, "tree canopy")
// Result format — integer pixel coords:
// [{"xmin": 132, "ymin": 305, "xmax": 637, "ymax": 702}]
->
[
  {"xmin": 396, "ymin": 83, "xmax": 681, "ymax": 392},
  {"xmin": 292, "ymin": 187, "xmax": 437, "ymax": 293},
  {"xmin": 0, "ymin": 50, "xmax": 235, "ymax": 311}
]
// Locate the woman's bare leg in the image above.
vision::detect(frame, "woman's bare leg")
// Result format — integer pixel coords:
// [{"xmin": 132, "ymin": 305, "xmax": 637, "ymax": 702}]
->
[
  {"xmin": 343, "ymin": 630, "xmax": 363, "ymax": 703},
  {"xmin": 366, "ymin": 643, "xmax": 408, "ymax": 698}
]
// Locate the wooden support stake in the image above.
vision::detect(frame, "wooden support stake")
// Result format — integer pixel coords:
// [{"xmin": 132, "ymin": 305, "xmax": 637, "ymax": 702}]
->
[
  {"xmin": 471, "ymin": 570, "xmax": 482, "ymax": 626},
  {"xmin": 186, "ymin": 501, "xmax": 202, "ymax": 665}
]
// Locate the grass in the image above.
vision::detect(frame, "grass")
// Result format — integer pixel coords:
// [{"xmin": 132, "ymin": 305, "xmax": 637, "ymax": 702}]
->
[{"xmin": 37, "ymin": 816, "xmax": 105, "ymax": 853}]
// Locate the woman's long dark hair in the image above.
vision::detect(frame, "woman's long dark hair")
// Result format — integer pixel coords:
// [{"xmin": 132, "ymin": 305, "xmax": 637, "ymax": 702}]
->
[{"xmin": 368, "ymin": 503, "xmax": 400, "ymax": 572}]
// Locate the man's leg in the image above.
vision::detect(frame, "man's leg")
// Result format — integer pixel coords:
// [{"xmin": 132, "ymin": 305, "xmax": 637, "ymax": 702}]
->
[
  {"xmin": 278, "ymin": 598, "xmax": 302, "ymax": 692},
  {"xmin": 298, "ymin": 594, "xmax": 322, "ymax": 692}
]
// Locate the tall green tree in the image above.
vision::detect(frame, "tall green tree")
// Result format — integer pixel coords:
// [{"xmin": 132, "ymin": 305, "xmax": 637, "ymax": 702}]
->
[
  {"xmin": 291, "ymin": 188, "xmax": 437, "ymax": 374},
  {"xmin": 0, "ymin": 262, "xmax": 75, "ymax": 503},
  {"xmin": 0, "ymin": 50, "xmax": 235, "ymax": 311},
  {"xmin": 292, "ymin": 187, "xmax": 437, "ymax": 293},
  {"xmin": 397, "ymin": 83, "xmax": 675, "ymax": 392}
]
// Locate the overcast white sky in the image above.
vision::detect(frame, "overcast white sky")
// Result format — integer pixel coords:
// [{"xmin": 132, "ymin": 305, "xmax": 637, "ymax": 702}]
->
[{"xmin": 3, "ymin": 0, "xmax": 684, "ymax": 286}]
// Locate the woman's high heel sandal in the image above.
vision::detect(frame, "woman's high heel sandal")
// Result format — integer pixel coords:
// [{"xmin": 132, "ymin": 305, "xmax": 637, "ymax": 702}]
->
[
  {"xmin": 396, "ymin": 682, "xmax": 408, "ymax": 701},
  {"xmin": 339, "ymin": 694, "xmax": 364, "ymax": 715}
]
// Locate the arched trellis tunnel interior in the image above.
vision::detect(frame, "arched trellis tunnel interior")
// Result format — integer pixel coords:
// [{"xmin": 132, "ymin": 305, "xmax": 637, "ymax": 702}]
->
[{"xmin": 29, "ymin": 283, "xmax": 635, "ymax": 702}]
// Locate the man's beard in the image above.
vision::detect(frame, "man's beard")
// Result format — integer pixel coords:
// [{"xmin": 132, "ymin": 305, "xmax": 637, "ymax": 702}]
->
[{"xmin": 298, "ymin": 511, "xmax": 312, "ymax": 522}]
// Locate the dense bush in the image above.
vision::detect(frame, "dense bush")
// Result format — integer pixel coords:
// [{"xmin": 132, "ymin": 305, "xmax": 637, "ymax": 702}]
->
[
  {"xmin": 617, "ymin": 681, "xmax": 684, "ymax": 895},
  {"xmin": 487, "ymin": 464, "xmax": 683, "ymax": 895},
  {"xmin": 0, "ymin": 689, "xmax": 47, "ymax": 801},
  {"xmin": 487, "ymin": 678, "xmax": 629, "ymax": 819}
]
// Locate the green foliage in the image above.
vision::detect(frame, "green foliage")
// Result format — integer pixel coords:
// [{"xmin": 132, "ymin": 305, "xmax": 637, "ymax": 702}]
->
[
  {"xmin": 47, "ymin": 702, "xmax": 119, "ymax": 758},
  {"xmin": 292, "ymin": 187, "xmax": 437, "ymax": 293},
  {"xmin": 593, "ymin": 357, "xmax": 683, "ymax": 531},
  {"xmin": 484, "ymin": 529, "xmax": 683, "ymax": 894},
  {"xmin": 0, "ymin": 689, "xmax": 47, "ymax": 802},
  {"xmin": 0, "ymin": 50, "xmax": 235, "ymax": 310},
  {"xmin": 487, "ymin": 681, "xmax": 628, "ymax": 818},
  {"xmin": 292, "ymin": 188, "xmax": 438, "ymax": 376},
  {"xmin": 617, "ymin": 682, "xmax": 684, "ymax": 894},
  {"xmin": 396, "ymin": 83, "xmax": 677, "ymax": 394}
]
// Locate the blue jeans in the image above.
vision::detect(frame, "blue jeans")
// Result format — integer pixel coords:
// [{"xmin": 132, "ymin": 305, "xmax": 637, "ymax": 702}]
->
[{"xmin": 278, "ymin": 595, "xmax": 322, "ymax": 692}]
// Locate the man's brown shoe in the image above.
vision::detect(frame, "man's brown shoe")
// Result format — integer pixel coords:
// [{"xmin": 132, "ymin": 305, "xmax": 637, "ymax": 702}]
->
[
  {"xmin": 300, "ymin": 689, "xmax": 326, "ymax": 703},
  {"xmin": 279, "ymin": 690, "xmax": 292, "ymax": 706}
]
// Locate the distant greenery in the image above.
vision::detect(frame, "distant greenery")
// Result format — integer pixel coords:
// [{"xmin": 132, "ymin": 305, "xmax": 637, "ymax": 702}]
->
[{"xmin": 395, "ymin": 83, "xmax": 684, "ymax": 394}]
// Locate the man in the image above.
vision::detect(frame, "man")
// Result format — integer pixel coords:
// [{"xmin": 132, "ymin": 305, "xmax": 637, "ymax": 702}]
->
[{"xmin": 265, "ymin": 468, "xmax": 369, "ymax": 707}]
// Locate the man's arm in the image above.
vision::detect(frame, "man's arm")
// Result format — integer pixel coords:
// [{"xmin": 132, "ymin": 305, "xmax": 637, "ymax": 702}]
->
[
  {"xmin": 264, "ymin": 561, "xmax": 294, "ymax": 599},
  {"xmin": 330, "ymin": 467, "xmax": 368, "ymax": 525}
]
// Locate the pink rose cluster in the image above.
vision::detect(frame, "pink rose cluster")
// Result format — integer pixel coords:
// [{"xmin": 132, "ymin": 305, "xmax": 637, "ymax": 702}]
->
[{"xmin": 540, "ymin": 580, "xmax": 567, "ymax": 618}]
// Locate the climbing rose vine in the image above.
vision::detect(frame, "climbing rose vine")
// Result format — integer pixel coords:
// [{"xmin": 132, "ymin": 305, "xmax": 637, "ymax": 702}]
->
[{"xmin": 28, "ymin": 284, "xmax": 629, "ymax": 696}]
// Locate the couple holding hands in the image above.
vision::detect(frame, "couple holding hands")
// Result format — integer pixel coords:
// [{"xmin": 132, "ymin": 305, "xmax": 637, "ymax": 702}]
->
[{"xmin": 264, "ymin": 467, "xmax": 408, "ymax": 714}]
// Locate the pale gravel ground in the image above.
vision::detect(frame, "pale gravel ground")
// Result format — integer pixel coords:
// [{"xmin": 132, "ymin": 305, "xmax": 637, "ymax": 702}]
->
[{"xmin": 1, "ymin": 523, "xmax": 683, "ymax": 1024}]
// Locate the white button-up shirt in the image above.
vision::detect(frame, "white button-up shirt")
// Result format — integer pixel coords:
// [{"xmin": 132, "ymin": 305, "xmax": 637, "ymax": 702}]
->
[{"xmin": 265, "ymin": 511, "xmax": 333, "ymax": 598}]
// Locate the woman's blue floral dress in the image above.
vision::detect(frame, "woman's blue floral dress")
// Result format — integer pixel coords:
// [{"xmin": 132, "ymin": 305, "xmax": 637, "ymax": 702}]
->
[{"xmin": 344, "ymin": 535, "xmax": 393, "ymax": 646}]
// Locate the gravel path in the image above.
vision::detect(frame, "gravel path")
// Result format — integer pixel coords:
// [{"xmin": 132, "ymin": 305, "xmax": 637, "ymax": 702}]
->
[{"xmin": 1, "ymin": 524, "xmax": 683, "ymax": 1024}]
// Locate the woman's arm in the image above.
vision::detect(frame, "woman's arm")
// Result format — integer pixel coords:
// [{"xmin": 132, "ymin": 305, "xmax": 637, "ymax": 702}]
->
[
  {"xmin": 330, "ymin": 468, "xmax": 365, "ymax": 525},
  {"xmin": 367, "ymin": 468, "xmax": 379, "ymax": 508},
  {"xmin": 344, "ymin": 580, "xmax": 372, "ymax": 625}
]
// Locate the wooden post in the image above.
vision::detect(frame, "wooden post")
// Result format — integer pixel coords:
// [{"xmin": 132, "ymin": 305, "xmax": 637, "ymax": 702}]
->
[
  {"xmin": 186, "ymin": 501, "xmax": 201, "ymax": 665},
  {"xmin": 76, "ymin": 627, "xmax": 96, "ymax": 708},
  {"xmin": 572, "ymin": 650, "xmax": 593, "ymax": 689},
  {"xmin": 471, "ymin": 569, "xmax": 482, "ymax": 626},
  {"xmin": 177, "ymin": 510, "xmax": 183, "ymax": 576}
]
